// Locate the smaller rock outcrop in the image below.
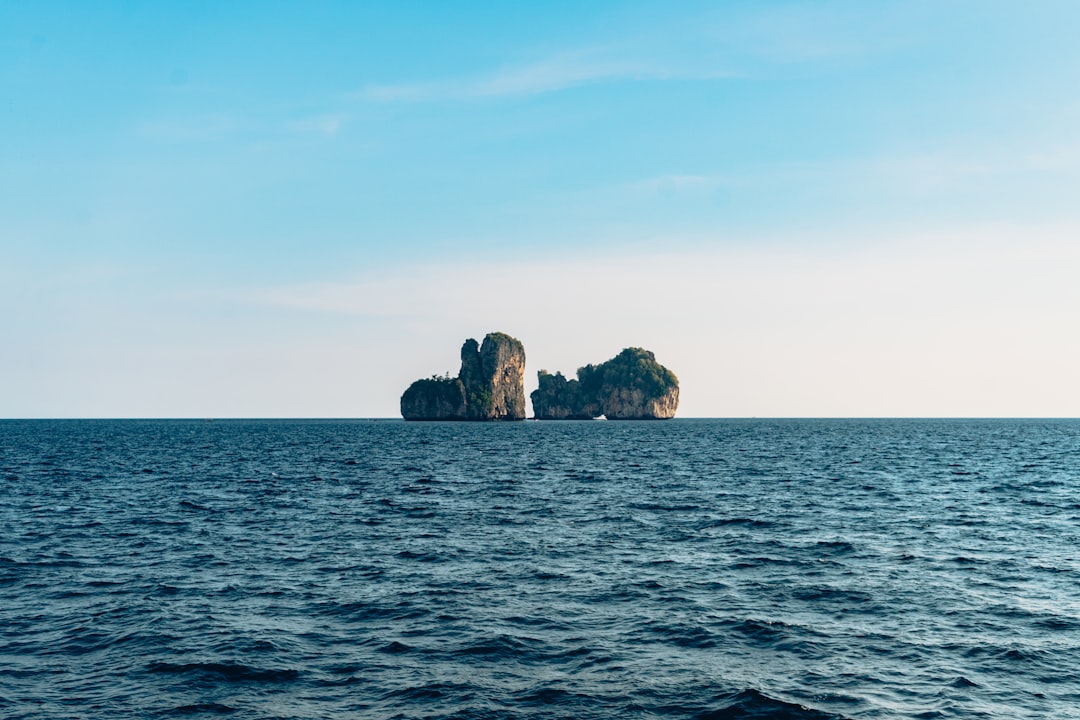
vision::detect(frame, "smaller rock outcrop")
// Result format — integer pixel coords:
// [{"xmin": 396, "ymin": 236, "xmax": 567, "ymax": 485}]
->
[
  {"xmin": 400, "ymin": 375, "xmax": 466, "ymax": 421},
  {"xmin": 401, "ymin": 332, "xmax": 526, "ymax": 421},
  {"xmin": 531, "ymin": 347, "xmax": 679, "ymax": 420},
  {"xmin": 531, "ymin": 371, "xmax": 599, "ymax": 420}
]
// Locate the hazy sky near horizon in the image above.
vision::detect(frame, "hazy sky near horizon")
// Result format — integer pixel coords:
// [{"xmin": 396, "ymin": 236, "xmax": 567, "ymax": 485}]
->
[{"xmin": 4, "ymin": 1, "xmax": 1080, "ymax": 418}]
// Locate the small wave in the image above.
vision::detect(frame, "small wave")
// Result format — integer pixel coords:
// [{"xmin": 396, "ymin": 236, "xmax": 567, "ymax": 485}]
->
[
  {"xmin": 502, "ymin": 614, "xmax": 574, "ymax": 631},
  {"xmin": 630, "ymin": 502, "xmax": 703, "ymax": 512},
  {"xmin": 455, "ymin": 634, "xmax": 537, "ymax": 659},
  {"xmin": 165, "ymin": 702, "xmax": 237, "ymax": 715},
  {"xmin": 378, "ymin": 640, "xmax": 415, "ymax": 654},
  {"xmin": 1034, "ymin": 615, "xmax": 1078, "ymax": 631},
  {"xmin": 531, "ymin": 570, "xmax": 569, "ymax": 581},
  {"xmin": 396, "ymin": 549, "xmax": 443, "ymax": 562},
  {"xmin": 792, "ymin": 586, "xmax": 873, "ymax": 606},
  {"xmin": 731, "ymin": 556, "xmax": 800, "ymax": 569},
  {"xmin": 814, "ymin": 540, "xmax": 856, "ymax": 554},
  {"xmin": 383, "ymin": 681, "xmax": 475, "ymax": 702},
  {"xmin": 696, "ymin": 688, "xmax": 846, "ymax": 719},
  {"xmin": 998, "ymin": 647, "xmax": 1049, "ymax": 663},
  {"xmin": 728, "ymin": 618, "xmax": 793, "ymax": 646},
  {"xmin": 52, "ymin": 627, "xmax": 151, "ymax": 655},
  {"xmin": 1032, "ymin": 563, "xmax": 1073, "ymax": 574},
  {"xmin": 643, "ymin": 622, "xmax": 718, "ymax": 649},
  {"xmin": 316, "ymin": 674, "xmax": 368, "ymax": 687},
  {"xmin": 701, "ymin": 517, "xmax": 774, "ymax": 528},
  {"xmin": 30, "ymin": 558, "xmax": 84, "ymax": 569},
  {"xmin": 147, "ymin": 661, "xmax": 300, "ymax": 683},
  {"xmin": 516, "ymin": 684, "xmax": 589, "ymax": 707},
  {"xmin": 315, "ymin": 599, "xmax": 429, "ymax": 621}
]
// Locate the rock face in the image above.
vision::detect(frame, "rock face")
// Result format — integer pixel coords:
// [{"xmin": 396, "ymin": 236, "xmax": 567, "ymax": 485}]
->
[
  {"xmin": 399, "ymin": 377, "xmax": 467, "ymax": 421},
  {"xmin": 530, "ymin": 371, "xmax": 599, "ymax": 420},
  {"xmin": 531, "ymin": 347, "xmax": 678, "ymax": 420},
  {"xmin": 401, "ymin": 332, "xmax": 526, "ymax": 421}
]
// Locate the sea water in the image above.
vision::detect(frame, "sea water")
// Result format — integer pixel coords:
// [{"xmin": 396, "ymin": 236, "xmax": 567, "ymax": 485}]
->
[{"xmin": 1, "ymin": 419, "xmax": 1077, "ymax": 719}]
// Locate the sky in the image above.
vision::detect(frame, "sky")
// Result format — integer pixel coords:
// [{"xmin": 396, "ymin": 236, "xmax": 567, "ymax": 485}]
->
[{"xmin": 3, "ymin": 0, "xmax": 1080, "ymax": 418}]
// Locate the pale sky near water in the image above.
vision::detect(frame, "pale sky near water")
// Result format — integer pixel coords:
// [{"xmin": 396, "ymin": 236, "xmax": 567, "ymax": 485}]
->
[{"xmin": 3, "ymin": 1, "xmax": 1079, "ymax": 418}]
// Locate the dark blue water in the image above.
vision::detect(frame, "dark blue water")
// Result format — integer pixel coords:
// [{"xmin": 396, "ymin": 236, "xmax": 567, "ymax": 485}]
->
[{"xmin": 1, "ymin": 419, "xmax": 1078, "ymax": 719}]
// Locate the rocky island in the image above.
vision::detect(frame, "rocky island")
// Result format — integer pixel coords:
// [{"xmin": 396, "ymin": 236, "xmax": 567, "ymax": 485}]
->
[
  {"xmin": 531, "ymin": 347, "xmax": 679, "ymax": 420},
  {"xmin": 400, "ymin": 332, "xmax": 527, "ymax": 421}
]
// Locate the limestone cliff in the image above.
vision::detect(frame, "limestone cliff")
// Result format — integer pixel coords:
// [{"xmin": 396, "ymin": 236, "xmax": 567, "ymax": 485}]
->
[
  {"xmin": 399, "ymin": 376, "xmax": 467, "ymax": 421},
  {"xmin": 530, "ymin": 371, "xmax": 599, "ymax": 420},
  {"xmin": 597, "ymin": 382, "xmax": 679, "ymax": 420},
  {"xmin": 468, "ymin": 332, "xmax": 528, "ymax": 420},
  {"xmin": 401, "ymin": 332, "xmax": 526, "ymax": 421},
  {"xmin": 531, "ymin": 347, "xmax": 678, "ymax": 420}
]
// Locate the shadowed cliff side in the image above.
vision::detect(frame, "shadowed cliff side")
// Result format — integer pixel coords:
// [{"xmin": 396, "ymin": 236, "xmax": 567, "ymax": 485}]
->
[
  {"xmin": 530, "ymin": 371, "xmax": 599, "ymax": 420},
  {"xmin": 401, "ymin": 332, "xmax": 526, "ymax": 421},
  {"xmin": 531, "ymin": 347, "xmax": 679, "ymax": 420}
]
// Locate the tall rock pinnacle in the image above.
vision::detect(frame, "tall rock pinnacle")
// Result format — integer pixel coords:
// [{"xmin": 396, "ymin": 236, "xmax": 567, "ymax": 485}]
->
[{"xmin": 401, "ymin": 332, "xmax": 526, "ymax": 421}]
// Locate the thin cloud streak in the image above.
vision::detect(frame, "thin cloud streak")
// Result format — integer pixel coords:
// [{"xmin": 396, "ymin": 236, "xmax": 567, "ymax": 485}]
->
[
  {"xmin": 355, "ymin": 4, "xmax": 897, "ymax": 105},
  {"xmin": 615, "ymin": 139, "xmax": 1080, "ymax": 205},
  {"xmin": 625, "ymin": 174, "xmax": 730, "ymax": 194},
  {"xmin": 286, "ymin": 114, "xmax": 348, "ymax": 136},
  {"xmin": 136, "ymin": 114, "xmax": 248, "ymax": 142},
  {"xmin": 359, "ymin": 50, "xmax": 736, "ymax": 103}
]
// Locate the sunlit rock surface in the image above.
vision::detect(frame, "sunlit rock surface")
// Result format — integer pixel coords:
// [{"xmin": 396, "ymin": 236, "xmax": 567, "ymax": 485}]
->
[
  {"xmin": 531, "ymin": 347, "xmax": 679, "ymax": 420},
  {"xmin": 401, "ymin": 332, "xmax": 526, "ymax": 421}
]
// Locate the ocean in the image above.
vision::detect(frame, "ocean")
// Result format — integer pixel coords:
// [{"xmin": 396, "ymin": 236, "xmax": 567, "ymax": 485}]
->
[{"xmin": 1, "ymin": 419, "xmax": 1077, "ymax": 719}]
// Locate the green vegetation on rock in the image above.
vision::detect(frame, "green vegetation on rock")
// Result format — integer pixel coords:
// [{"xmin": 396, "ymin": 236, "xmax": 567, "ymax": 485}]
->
[
  {"xmin": 401, "ymin": 332, "xmax": 526, "ymax": 421},
  {"xmin": 531, "ymin": 347, "xmax": 679, "ymax": 420}
]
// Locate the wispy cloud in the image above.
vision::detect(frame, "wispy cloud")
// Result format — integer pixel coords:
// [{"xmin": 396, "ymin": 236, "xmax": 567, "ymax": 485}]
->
[
  {"xmin": 626, "ymin": 174, "xmax": 728, "ymax": 194},
  {"xmin": 629, "ymin": 142, "xmax": 1080, "ymax": 203},
  {"xmin": 870, "ymin": 154, "xmax": 995, "ymax": 194},
  {"xmin": 471, "ymin": 54, "xmax": 652, "ymax": 97},
  {"xmin": 705, "ymin": 2, "xmax": 915, "ymax": 65},
  {"xmin": 865, "ymin": 141, "xmax": 1080, "ymax": 195},
  {"xmin": 359, "ymin": 49, "xmax": 733, "ymax": 103},
  {"xmin": 138, "ymin": 113, "xmax": 351, "ymax": 142},
  {"xmin": 137, "ymin": 114, "xmax": 247, "ymax": 142},
  {"xmin": 358, "ymin": 5, "xmax": 882, "ymax": 106},
  {"xmin": 1024, "ymin": 143, "xmax": 1080, "ymax": 171},
  {"xmin": 286, "ymin": 114, "xmax": 347, "ymax": 137}
]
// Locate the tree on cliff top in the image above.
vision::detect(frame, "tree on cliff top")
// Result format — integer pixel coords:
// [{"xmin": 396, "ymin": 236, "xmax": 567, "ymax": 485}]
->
[{"xmin": 578, "ymin": 347, "xmax": 678, "ymax": 397}]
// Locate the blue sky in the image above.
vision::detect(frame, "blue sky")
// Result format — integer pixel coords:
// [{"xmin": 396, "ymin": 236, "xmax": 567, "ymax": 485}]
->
[{"xmin": 3, "ymin": 1, "xmax": 1080, "ymax": 417}]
